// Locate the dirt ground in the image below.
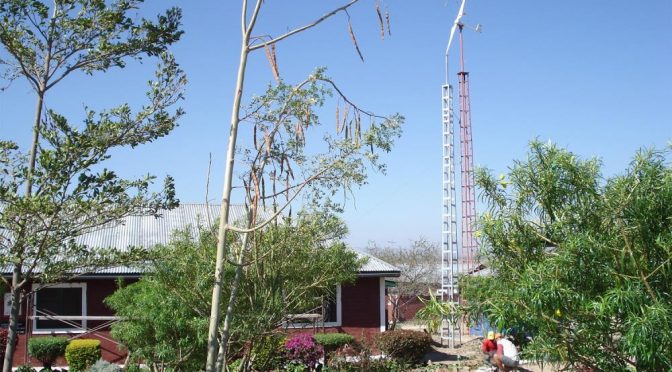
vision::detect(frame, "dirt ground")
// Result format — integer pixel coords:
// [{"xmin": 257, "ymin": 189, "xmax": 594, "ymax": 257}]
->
[{"xmin": 400, "ymin": 323, "xmax": 556, "ymax": 372}]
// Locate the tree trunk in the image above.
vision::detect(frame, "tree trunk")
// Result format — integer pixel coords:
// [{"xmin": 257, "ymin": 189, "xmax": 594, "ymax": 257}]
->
[
  {"xmin": 4, "ymin": 88, "xmax": 44, "ymax": 372},
  {"xmin": 215, "ymin": 229, "xmax": 251, "ymax": 370},
  {"xmin": 3, "ymin": 266, "xmax": 23, "ymax": 372},
  {"xmin": 205, "ymin": 31, "xmax": 252, "ymax": 372}
]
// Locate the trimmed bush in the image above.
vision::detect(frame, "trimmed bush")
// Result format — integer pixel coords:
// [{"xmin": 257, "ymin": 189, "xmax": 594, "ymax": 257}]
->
[
  {"xmin": 251, "ymin": 334, "xmax": 286, "ymax": 371},
  {"xmin": 27, "ymin": 336, "xmax": 68, "ymax": 368},
  {"xmin": 284, "ymin": 333, "xmax": 323, "ymax": 368},
  {"xmin": 314, "ymin": 333, "xmax": 354, "ymax": 352},
  {"xmin": 88, "ymin": 359, "xmax": 121, "ymax": 372},
  {"xmin": 376, "ymin": 330, "xmax": 432, "ymax": 365},
  {"xmin": 64, "ymin": 339, "xmax": 101, "ymax": 372},
  {"xmin": 15, "ymin": 365, "xmax": 36, "ymax": 372}
]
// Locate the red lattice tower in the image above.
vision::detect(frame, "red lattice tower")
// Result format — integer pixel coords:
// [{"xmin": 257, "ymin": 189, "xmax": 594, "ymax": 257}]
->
[{"xmin": 457, "ymin": 24, "xmax": 478, "ymax": 277}]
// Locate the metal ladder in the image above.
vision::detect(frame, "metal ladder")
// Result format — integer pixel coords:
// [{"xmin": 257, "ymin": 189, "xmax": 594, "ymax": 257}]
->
[{"xmin": 441, "ymin": 84, "xmax": 460, "ymax": 348}]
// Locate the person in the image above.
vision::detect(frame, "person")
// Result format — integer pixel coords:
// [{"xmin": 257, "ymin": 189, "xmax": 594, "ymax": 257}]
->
[
  {"xmin": 493, "ymin": 333, "xmax": 519, "ymax": 371},
  {"xmin": 481, "ymin": 331, "xmax": 497, "ymax": 366}
]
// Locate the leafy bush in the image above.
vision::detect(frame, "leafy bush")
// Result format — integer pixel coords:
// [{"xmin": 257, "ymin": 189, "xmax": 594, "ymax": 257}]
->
[
  {"xmin": 314, "ymin": 333, "xmax": 354, "ymax": 353},
  {"xmin": 15, "ymin": 365, "xmax": 36, "ymax": 372},
  {"xmin": 27, "ymin": 336, "xmax": 68, "ymax": 368},
  {"xmin": 0, "ymin": 328, "xmax": 8, "ymax": 365},
  {"xmin": 64, "ymin": 339, "xmax": 101, "ymax": 372},
  {"xmin": 123, "ymin": 365, "xmax": 149, "ymax": 372},
  {"xmin": 251, "ymin": 334, "xmax": 286, "ymax": 371},
  {"xmin": 327, "ymin": 342, "xmax": 408, "ymax": 372},
  {"xmin": 88, "ymin": 359, "xmax": 121, "ymax": 372},
  {"xmin": 284, "ymin": 333, "xmax": 323, "ymax": 368},
  {"xmin": 376, "ymin": 330, "xmax": 432, "ymax": 365}
]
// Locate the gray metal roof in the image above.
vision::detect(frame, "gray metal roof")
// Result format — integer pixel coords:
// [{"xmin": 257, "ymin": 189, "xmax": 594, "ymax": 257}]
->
[{"xmin": 38, "ymin": 204, "xmax": 399, "ymax": 277}]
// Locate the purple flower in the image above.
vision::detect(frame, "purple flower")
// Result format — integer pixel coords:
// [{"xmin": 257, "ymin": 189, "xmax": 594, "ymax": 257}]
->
[{"xmin": 285, "ymin": 333, "xmax": 324, "ymax": 367}]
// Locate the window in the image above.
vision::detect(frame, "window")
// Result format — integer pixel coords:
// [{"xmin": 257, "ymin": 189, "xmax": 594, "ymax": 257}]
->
[
  {"xmin": 32, "ymin": 283, "xmax": 86, "ymax": 333},
  {"xmin": 288, "ymin": 285, "xmax": 341, "ymax": 328}
]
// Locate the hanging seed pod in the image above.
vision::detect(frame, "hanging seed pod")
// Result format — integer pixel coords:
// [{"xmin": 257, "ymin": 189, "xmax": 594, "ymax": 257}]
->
[
  {"xmin": 253, "ymin": 124, "xmax": 258, "ymax": 149},
  {"xmin": 263, "ymin": 43, "xmax": 280, "ymax": 82},
  {"xmin": 285, "ymin": 159, "xmax": 294, "ymax": 180},
  {"xmin": 285, "ymin": 175, "xmax": 290, "ymax": 201},
  {"xmin": 342, "ymin": 105, "xmax": 349, "ymax": 135},
  {"xmin": 375, "ymin": 4, "xmax": 385, "ymax": 40},
  {"xmin": 347, "ymin": 17, "xmax": 364, "ymax": 62},
  {"xmin": 260, "ymin": 176, "xmax": 266, "ymax": 206},
  {"xmin": 355, "ymin": 112, "xmax": 361, "ymax": 144},
  {"xmin": 386, "ymin": 9, "xmax": 391, "ymax": 36},
  {"xmin": 336, "ymin": 104, "xmax": 340, "ymax": 133}
]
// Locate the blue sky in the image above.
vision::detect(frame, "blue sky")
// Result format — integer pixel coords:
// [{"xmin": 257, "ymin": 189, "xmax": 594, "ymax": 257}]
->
[{"xmin": 1, "ymin": 1, "xmax": 670, "ymax": 249}]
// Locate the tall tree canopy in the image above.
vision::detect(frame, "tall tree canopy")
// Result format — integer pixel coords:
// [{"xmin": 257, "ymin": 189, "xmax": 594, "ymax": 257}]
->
[
  {"xmin": 106, "ymin": 211, "xmax": 362, "ymax": 371},
  {"xmin": 0, "ymin": 1, "xmax": 184, "ymax": 369},
  {"xmin": 462, "ymin": 141, "xmax": 672, "ymax": 371}
]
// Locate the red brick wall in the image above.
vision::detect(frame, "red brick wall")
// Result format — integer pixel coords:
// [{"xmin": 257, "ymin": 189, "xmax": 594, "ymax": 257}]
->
[
  {"xmin": 284, "ymin": 277, "xmax": 385, "ymax": 345},
  {"xmin": 339, "ymin": 277, "xmax": 382, "ymax": 343},
  {"xmin": 2, "ymin": 278, "xmax": 132, "ymax": 367},
  {"xmin": 12, "ymin": 331, "xmax": 126, "ymax": 367},
  {"xmin": 4, "ymin": 276, "xmax": 386, "ymax": 366}
]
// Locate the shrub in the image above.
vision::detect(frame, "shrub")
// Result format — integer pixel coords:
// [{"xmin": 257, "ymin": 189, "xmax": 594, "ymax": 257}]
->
[
  {"xmin": 0, "ymin": 328, "xmax": 8, "ymax": 365},
  {"xmin": 314, "ymin": 333, "xmax": 354, "ymax": 353},
  {"xmin": 15, "ymin": 365, "xmax": 36, "ymax": 372},
  {"xmin": 123, "ymin": 365, "xmax": 149, "ymax": 372},
  {"xmin": 64, "ymin": 339, "xmax": 101, "ymax": 372},
  {"xmin": 251, "ymin": 334, "xmax": 286, "ymax": 371},
  {"xmin": 88, "ymin": 359, "xmax": 122, "ymax": 372},
  {"xmin": 284, "ymin": 333, "xmax": 323, "ymax": 368},
  {"xmin": 376, "ymin": 330, "xmax": 432, "ymax": 365},
  {"xmin": 27, "ymin": 336, "xmax": 68, "ymax": 368},
  {"xmin": 327, "ymin": 342, "xmax": 408, "ymax": 372}
]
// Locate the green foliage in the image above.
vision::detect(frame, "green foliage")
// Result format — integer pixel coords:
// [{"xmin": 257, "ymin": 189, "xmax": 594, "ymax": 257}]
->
[
  {"xmin": 415, "ymin": 290, "xmax": 458, "ymax": 335},
  {"xmin": 106, "ymin": 212, "xmax": 362, "ymax": 370},
  {"xmin": 0, "ymin": 1, "xmax": 185, "ymax": 368},
  {"xmin": 250, "ymin": 333, "xmax": 286, "ymax": 372},
  {"xmin": 376, "ymin": 330, "xmax": 432, "ymax": 365},
  {"xmin": 313, "ymin": 333, "xmax": 355, "ymax": 352},
  {"xmin": 326, "ymin": 342, "xmax": 409, "ymax": 372},
  {"xmin": 14, "ymin": 365, "xmax": 35, "ymax": 372},
  {"xmin": 122, "ymin": 365, "xmax": 148, "ymax": 372},
  {"xmin": 462, "ymin": 141, "xmax": 672, "ymax": 371},
  {"xmin": 88, "ymin": 359, "xmax": 121, "ymax": 372},
  {"xmin": 27, "ymin": 337, "xmax": 68, "ymax": 367},
  {"xmin": 64, "ymin": 339, "xmax": 100, "ymax": 372}
]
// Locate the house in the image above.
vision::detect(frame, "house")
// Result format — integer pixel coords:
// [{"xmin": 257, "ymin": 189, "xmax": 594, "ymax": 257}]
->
[{"xmin": 1, "ymin": 204, "xmax": 400, "ymax": 367}]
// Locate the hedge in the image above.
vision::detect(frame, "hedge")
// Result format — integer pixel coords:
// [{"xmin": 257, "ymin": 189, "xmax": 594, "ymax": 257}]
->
[
  {"xmin": 313, "ymin": 333, "xmax": 355, "ymax": 352},
  {"xmin": 65, "ymin": 339, "xmax": 101, "ymax": 372},
  {"xmin": 27, "ymin": 336, "xmax": 68, "ymax": 367},
  {"xmin": 376, "ymin": 330, "xmax": 432, "ymax": 365}
]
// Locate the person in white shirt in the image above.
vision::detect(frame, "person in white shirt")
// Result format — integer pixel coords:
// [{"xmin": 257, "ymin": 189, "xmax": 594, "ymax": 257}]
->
[{"xmin": 494, "ymin": 333, "xmax": 519, "ymax": 371}]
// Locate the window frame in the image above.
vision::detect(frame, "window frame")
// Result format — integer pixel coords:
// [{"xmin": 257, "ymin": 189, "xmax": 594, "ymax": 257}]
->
[
  {"xmin": 286, "ymin": 284, "xmax": 342, "ymax": 328},
  {"xmin": 31, "ymin": 282, "xmax": 87, "ymax": 334}
]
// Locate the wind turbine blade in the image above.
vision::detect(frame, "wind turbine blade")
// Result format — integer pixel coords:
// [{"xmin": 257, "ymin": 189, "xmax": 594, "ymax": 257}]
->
[{"xmin": 445, "ymin": 0, "xmax": 467, "ymax": 57}]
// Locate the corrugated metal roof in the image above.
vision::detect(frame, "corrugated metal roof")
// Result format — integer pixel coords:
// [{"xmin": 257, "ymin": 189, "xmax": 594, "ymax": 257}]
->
[{"xmin": 8, "ymin": 204, "xmax": 399, "ymax": 276}]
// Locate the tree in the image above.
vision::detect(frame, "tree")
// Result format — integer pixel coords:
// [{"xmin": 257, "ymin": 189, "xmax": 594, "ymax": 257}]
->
[
  {"xmin": 106, "ymin": 212, "xmax": 362, "ymax": 371},
  {"xmin": 0, "ymin": 1, "xmax": 184, "ymax": 369},
  {"xmin": 368, "ymin": 238, "xmax": 440, "ymax": 329},
  {"xmin": 461, "ymin": 140, "xmax": 672, "ymax": 371},
  {"xmin": 206, "ymin": 1, "xmax": 402, "ymax": 370}
]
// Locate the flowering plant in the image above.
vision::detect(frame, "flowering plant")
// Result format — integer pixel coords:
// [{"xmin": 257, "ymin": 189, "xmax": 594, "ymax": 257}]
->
[{"xmin": 285, "ymin": 333, "xmax": 324, "ymax": 368}]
